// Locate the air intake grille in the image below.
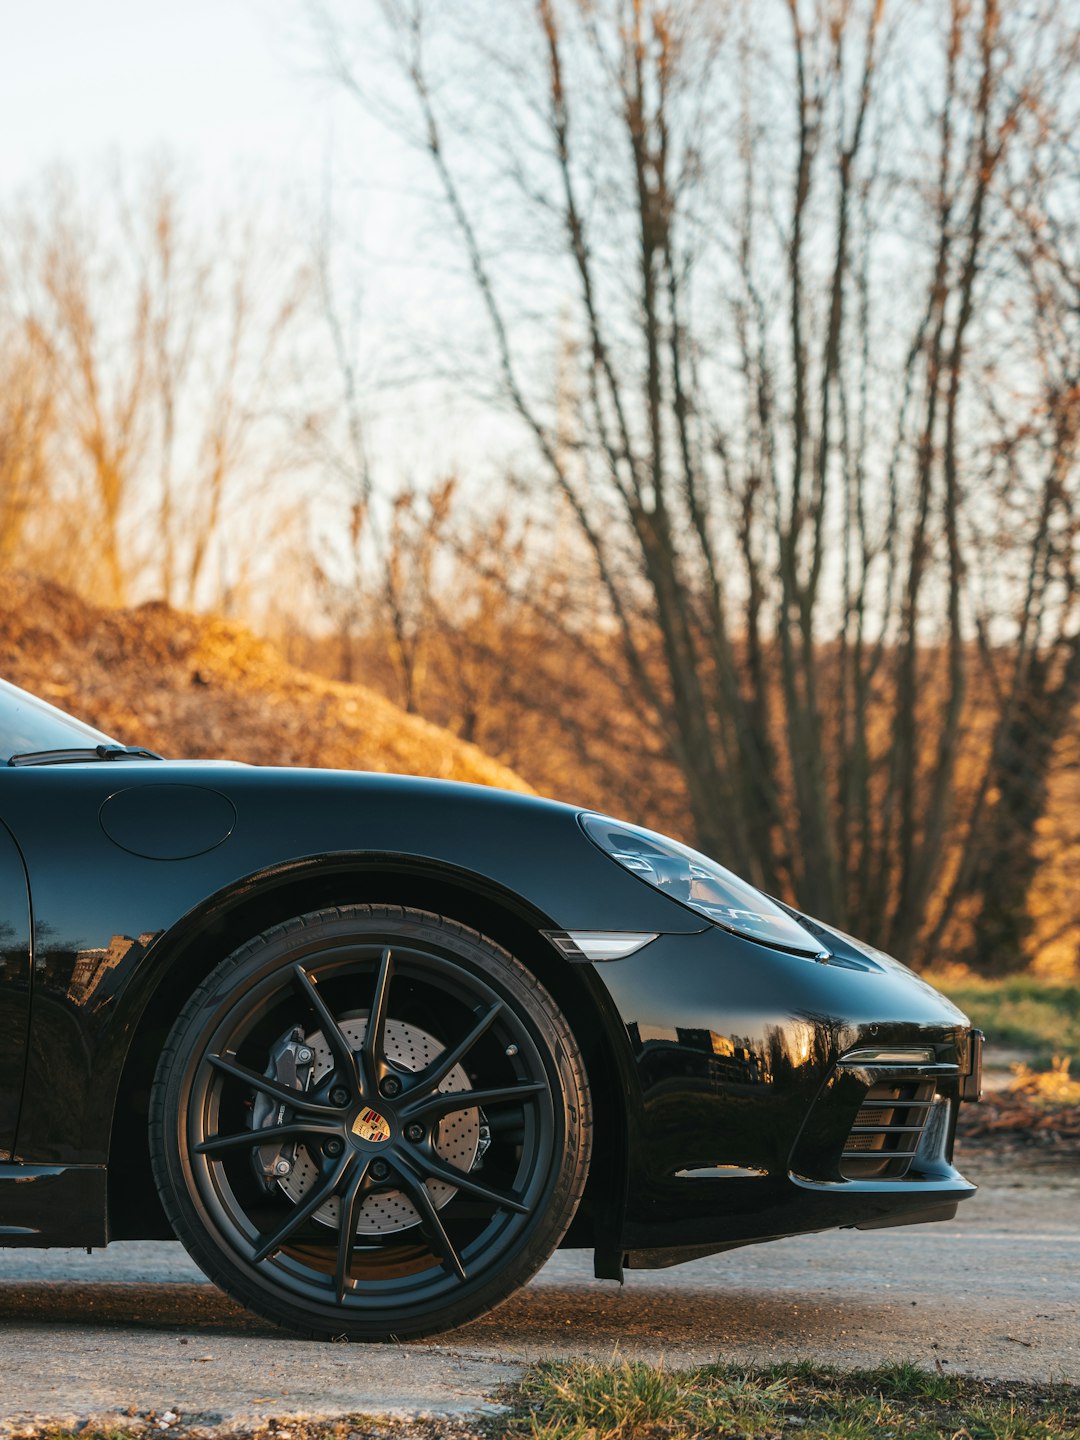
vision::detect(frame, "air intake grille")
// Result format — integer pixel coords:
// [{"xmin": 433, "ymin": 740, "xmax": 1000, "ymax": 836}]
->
[{"xmin": 840, "ymin": 1079, "xmax": 936, "ymax": 1179}]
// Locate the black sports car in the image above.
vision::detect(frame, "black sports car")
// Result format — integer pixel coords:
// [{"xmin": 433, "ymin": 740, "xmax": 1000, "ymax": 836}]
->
[{"xmin": 0, "ymin": 677, "xmax": 982, "ymax": 1339}]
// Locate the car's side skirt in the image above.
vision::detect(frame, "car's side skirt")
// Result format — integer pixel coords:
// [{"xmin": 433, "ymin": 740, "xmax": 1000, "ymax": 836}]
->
[{"xmin": 0, "ymin": 1163, "xmax": 107, "ymax": 1247}]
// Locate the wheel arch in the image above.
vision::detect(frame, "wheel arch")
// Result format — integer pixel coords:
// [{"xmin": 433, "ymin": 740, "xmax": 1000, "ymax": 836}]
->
[{"xmin": 107, "ymin": 853, "xmax": 631, "ymax": 1271}]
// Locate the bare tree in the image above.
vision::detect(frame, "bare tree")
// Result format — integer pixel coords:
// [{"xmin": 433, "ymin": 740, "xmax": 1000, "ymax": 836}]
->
[
  {"xmin": 0, "ymin": 333, "xmax": 52, "ymax": 569},
  {"xmin": 314, "ymin": 477, "xmax": 456, "ymax": 712},
  {"xmin": 318, "ymin": 0, "xmax": 1080, "ymax": 969},
  {"xmin": 4, "ymin": 167, "xmax": 305, "ymax": 608},
  {"xmin": 929, "ymin": 53, "xmax": 1080, "ymax": 973},
  {"xmin": 14, "ymin": 177, "xmax": 151, "ymax": 603}
]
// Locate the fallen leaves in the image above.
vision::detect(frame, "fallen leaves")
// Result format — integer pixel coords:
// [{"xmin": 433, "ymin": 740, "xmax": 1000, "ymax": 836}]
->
[{"xmin": 958, "ymin": 1057, "xmax": 1080, "ymax": 1150}]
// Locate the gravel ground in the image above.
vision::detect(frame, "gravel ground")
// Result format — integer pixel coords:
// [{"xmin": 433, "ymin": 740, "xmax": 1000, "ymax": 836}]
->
[{"xmin": 0, "ymin": 1154, "xmax": 1076, "ymax": 1434}]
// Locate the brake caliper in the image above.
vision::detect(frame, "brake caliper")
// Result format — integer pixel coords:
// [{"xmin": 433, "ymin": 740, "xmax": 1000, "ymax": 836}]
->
[{"xmin": 250, "ymin": 1025, "xmax": 315, "ymax": 1190}]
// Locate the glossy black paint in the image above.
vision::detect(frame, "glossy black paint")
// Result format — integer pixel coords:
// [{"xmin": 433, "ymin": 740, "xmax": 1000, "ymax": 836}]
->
[
  {"xmin": 0, "ymin": 820, "xmax": 31, "ymax": 1160},
  {"xmin": 0, "ymin": 1165, "xmax": 106, "ymax": 1245},
  {"xmin": 0, "ymin": 757, "xmax": 977, "ymax": 1269}
]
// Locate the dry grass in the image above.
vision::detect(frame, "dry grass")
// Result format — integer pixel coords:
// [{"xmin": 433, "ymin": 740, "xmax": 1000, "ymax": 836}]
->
[
  {"xmin": 502, "ymin": 1359, "xmax": 1080, "ymax": 1440},
  {"xmin": 926, "ymin": 974, "xmax": 1080, "ymax": 1063}
]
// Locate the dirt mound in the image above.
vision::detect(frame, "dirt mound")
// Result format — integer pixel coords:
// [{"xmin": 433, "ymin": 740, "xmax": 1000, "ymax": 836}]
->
[{"xmin": 0, "ymin": 572, "xmax": 531, "ymax": 790}]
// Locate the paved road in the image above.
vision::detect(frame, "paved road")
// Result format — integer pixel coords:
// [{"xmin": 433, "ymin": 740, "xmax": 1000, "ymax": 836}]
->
[{"xmin": 0, "ymin": 1157, "xmax": 1076, "ymax": 1433}]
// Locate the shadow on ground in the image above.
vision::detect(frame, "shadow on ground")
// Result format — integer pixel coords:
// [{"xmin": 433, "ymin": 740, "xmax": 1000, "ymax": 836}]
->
[{"xmin": 0, "ymin": 1277, "xmax": 909, "ymax": 1354}]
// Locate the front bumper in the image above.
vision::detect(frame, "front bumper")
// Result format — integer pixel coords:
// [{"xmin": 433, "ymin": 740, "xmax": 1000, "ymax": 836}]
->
[{"xmin": 584, "ymin": 926, "xmax": 980, "ymax": 1267}]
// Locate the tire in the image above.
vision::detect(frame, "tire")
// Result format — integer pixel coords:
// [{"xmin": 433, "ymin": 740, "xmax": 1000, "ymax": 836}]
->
[{"xmin": 149, "ymin": 905, "xmax": 592, "ymax": 1340}]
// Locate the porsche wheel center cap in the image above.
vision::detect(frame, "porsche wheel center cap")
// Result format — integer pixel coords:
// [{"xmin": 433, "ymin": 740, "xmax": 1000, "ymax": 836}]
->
[{"xmin": 350, "ymin": 1106, "xmax": 392, "ymax": 1145}]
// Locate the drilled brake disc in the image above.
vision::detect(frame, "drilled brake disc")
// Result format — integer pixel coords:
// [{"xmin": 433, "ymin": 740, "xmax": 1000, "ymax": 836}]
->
[{"xmin": 277, "ymin": 1016, "xmax": 479, "ymax": 1235}]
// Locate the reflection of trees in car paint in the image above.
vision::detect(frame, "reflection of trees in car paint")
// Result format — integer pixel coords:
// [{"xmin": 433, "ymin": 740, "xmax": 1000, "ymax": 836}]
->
[
  {"xmin": 628, "ymin": 1022, "xmax": 765, "ymax": 1091},
  {"xmin": 622, "ymin": 1014, "xmax": 836, "ymax": 1190},
  {"xmin": 627, "ymin": 1015, "xmax": 833, "ymax": 1093}
]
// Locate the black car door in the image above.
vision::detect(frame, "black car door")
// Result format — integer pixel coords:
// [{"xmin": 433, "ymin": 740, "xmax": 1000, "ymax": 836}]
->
[{"xmin": 0, "ymin": 818, "xmax": 31, "ymax": 1160}]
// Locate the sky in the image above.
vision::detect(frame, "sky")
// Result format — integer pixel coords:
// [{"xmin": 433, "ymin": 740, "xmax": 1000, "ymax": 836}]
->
[{"xmin": 2, "ymin": 1, "xmax": 323, "ymax": 195}]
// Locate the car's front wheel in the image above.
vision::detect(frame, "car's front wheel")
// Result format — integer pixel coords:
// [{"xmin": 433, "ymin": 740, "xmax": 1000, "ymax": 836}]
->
[{"xmin": 149, "ymin": 905, "xmax": 591, "ymax": 1340}]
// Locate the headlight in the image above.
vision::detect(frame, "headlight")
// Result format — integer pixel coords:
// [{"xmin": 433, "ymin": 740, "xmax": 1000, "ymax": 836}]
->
[{"xmin": 580, "ymin": 813, "xmax": 830, "ymax": 960}]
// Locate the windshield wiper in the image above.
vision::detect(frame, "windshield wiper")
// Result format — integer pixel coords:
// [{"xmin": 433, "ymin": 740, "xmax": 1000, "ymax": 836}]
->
[{"xmin": 6, "ymin": 744, "xmax": 164, "ymax": 768}]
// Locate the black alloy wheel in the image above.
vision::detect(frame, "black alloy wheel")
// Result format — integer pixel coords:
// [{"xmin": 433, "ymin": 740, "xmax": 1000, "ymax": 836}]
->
[{"xmin": 150, "ymin": 906, "xmax": 592, "ymax": 1339}]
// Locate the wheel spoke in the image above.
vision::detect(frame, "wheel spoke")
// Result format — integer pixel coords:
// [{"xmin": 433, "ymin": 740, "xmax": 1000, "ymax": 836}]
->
[
  {"xmin": 402, "ymin": 1080, "xmax": 546, "ymax": 1122},
  {"xmin": 411, "ymin": 1001, "xmax": 503, "ymax": 1097},
  {"xmin": 251, "ymin": 1149, "xmax": 354, "ymax": 1263},
  {"xmin": 334, "ymin": 1157, "xmax": 371, "ymax": 1303},
  {"xmin": 404, "ymin": 1143, "xmax": 530, "ymax": 1215},
  {"xmin": 206, "ymin": 1053, "xmax": 344, "ymax": 1116},
  {"xmin": 392, "ymin": 1154, "xmax": 467, "ymax": 1281},
  {"xmin": 195, "ymin": 1118, "xmax": 341, "ymax": 1156},
  {"xmin": 293, "ymin": 964, "xmax": 360, "ymax": 1090},
  {"xmin": 358, "ymin": 946, "xmax": 394, "ymax": 1091}
]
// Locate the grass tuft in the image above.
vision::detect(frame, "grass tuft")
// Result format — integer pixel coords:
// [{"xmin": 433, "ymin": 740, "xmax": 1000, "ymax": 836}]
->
[{"xmin": 500, "ymin": 1359, "xmax": 1080, "ymax": 1440}]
